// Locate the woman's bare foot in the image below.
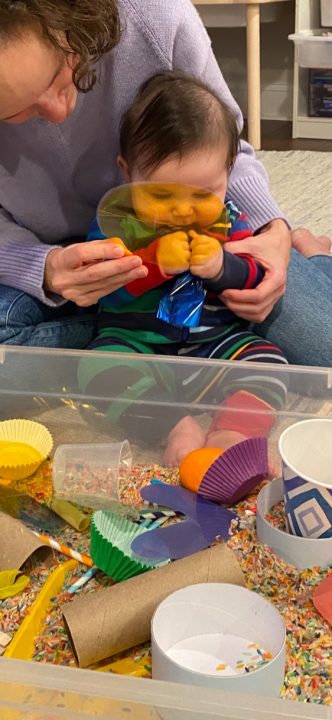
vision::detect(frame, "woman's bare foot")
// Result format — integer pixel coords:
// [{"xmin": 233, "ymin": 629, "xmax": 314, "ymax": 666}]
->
[
  {"xmin": 163, "ymin": 415, "xmax": 206, "ymax": 466},
  {"xmin": 292, "ymin": 228, "xmax": 332, "ymax": 258}
]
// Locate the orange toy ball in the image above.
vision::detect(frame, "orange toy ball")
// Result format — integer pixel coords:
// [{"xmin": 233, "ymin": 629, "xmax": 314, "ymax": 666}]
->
[{"xmin": 179, "ymin": 447, "xmax": 225, "ymax": 493}]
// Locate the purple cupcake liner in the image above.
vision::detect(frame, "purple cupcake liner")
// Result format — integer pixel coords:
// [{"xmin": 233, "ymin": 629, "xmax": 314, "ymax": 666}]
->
[{"xmin": 198, "ymin": 437, "xmax": 268, "ymax": 504}]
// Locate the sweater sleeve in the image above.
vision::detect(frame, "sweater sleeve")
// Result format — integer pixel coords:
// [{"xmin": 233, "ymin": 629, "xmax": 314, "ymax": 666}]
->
[
  {"xmin": 0, "ymin": 206, "xmax": 65, "ymax": 307},
  {"xmin": 164, "ymin": 0, "xmax": 287, "ymax": 231}
]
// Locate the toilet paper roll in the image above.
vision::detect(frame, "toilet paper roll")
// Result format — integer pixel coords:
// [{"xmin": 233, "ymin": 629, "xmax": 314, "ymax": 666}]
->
[
  {"xmin": 62, "ymin": 543, "xmax": 244, "ymax": 667},
  {"xmin": 0, "ymin": 511, "xmax": 51, "ymax": 570}
]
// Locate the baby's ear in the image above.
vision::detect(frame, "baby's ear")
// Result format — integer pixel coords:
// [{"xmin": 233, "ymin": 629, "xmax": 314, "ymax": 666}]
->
[{"xmin": 117, "ymin": 155, "xmax": 131, "ymax": 181}]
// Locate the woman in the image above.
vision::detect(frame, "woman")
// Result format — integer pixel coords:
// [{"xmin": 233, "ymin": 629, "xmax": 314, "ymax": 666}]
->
[{"xmin": 0, "ymin": 0, "xmax": 330, "ymax": 365}]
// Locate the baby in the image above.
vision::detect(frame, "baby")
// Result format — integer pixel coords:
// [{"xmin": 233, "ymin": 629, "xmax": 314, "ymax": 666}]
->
[{"xmin": 80, "ymin": 71, "xmax": 288, "ymax": 465}]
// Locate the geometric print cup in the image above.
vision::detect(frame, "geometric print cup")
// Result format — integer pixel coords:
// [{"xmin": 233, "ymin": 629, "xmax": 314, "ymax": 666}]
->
[
  {"xmin": 279, "ymin": 419, "xmax": 332, "ymax": 539},
  {"xmin": 282, "ymin": 467, "xmax": 332, "ymax": 539}
]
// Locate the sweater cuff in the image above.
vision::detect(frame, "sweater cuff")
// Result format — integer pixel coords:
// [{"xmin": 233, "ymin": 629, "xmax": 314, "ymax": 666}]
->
[
  {"xmin": 14, "ymin": 245, "xmax": 67, "ymax": 307},
  {"xmin": 226, "ymin": 175, "xmax": 289, "ymax": 233},
  {"xmin": 2, "ymin": 239, "xmax": 68, "ymax": 307}
]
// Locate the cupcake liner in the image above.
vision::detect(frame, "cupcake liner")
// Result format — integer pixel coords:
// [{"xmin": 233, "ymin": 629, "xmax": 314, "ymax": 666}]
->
[
  {"xmin": 90, "ymin": 511, "xmax": 167, "ymax": 581},
  {"xmin": 0, "ymin": 419, "xmax": 53, "ymax": 481},
  {"xmin": 198, "ymin": 437, "xmax": 268, "ymax": 504}
]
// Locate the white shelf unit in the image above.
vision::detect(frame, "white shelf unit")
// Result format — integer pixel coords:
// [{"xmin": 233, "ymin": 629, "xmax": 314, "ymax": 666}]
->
[{"xmin": 291, "ymin": 0, "xmax": 332, "ymax": 139}]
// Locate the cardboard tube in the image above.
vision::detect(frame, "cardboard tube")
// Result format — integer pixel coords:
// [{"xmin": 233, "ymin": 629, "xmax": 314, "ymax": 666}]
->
[
  {"xmin": 62, "ymin": 543, "xmax": 244, "ymax": 668},
  {"xmin": 0, "ymin": 511, "xmax": 51, "ymax": 571}
]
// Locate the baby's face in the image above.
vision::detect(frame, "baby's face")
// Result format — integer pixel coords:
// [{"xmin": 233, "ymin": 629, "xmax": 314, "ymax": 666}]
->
[{"xmin": 130, "ymin": 148, "xmax": 228, "ymax": 228}]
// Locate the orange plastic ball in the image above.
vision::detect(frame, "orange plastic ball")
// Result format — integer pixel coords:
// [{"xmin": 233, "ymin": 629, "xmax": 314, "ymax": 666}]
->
[{"xmin": 179, "ymin": 447, "xmax": 224, "ymax": 493}]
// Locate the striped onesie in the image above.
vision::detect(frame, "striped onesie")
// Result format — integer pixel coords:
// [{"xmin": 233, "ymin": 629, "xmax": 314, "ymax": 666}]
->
[{"xmin": 79, "ymin": 200, "xmax": 288, "ymax": 439}]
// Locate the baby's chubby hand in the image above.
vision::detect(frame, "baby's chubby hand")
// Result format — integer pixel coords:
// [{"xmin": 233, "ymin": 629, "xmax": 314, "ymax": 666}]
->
[
  {"xmin": 156, "ymin": 231, "xmax": 191, "ymax": 275},
  {"xmin": 189, "ymin": 230, "xmax": 223, "ymax": 279}
]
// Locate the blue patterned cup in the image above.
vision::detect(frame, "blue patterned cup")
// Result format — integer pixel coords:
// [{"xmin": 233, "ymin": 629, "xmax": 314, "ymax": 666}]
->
[{"xmin": 278, "ymin": 419, "xmax": 332, "ymax": 539}]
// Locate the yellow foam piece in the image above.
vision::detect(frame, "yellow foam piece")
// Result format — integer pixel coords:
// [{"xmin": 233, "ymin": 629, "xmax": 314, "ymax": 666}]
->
[
  {"xmin": 90, "ymin": 656, "xmax": 150, "ymax": 676},
  {"xmin": 4, "ymin": 560, "xmax": 77, "ymax": 661}
]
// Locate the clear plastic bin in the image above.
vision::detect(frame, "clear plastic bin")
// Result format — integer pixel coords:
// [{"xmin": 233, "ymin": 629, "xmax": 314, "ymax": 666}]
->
[
  {"xmin": 289, "ymin": 30, "xmax": 332, "ymax": 68},
  {"xmin": 0, "ymin": 346, "xmax": 331, "ymax": 718},
  {"xmin": 0, "ymin": 657, "xmax": 331, "ymax": 720}
]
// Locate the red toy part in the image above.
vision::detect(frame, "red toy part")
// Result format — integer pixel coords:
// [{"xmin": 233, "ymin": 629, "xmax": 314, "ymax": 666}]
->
[
  {"xmin": 313, "ymin": 573, "xmax": 332, "ymax": 627},
  {"xmin": 208, "ymin": 390, "xmax": 276, "ymax": 438}
]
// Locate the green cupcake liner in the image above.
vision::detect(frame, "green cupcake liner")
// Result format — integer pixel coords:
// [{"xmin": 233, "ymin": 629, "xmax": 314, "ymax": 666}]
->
[{"xmin": 90, "ymin": 511, "xmax": 167, "ymax": 581}]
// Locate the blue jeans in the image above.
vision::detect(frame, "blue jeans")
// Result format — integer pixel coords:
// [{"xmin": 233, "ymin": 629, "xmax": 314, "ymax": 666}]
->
[
  {"xmin": 0, "ymin": 286, "xmax": 96, "ymax": 348},
  {"xmin": 0, "ymin": 249, "xmax": 331, "ymax": 364},
  {"xmin": 253, "ymin": 250, "xmax": 332, "ymax": 367},
  {"xmin": 0, "ymin": 287, "xmax": 96, "ymax": 418}
]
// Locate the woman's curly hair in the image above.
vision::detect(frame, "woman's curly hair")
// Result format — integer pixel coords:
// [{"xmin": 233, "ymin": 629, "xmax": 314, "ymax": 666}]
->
[{"xmin": 0, "ymin": 0, "xmax": 121, "ymax": 91}]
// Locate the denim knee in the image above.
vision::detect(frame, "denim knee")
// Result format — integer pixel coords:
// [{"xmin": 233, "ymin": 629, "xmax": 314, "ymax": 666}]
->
[
  {"xmin": 0, "ymin": 286, "xmax": 47, "ymax": 342},
  {"xmin": 0, "ymin": 285, "xmax": 96, "ymax": 348}
]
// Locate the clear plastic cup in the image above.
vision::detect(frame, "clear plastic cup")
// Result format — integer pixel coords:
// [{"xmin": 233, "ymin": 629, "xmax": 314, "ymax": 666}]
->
[{"xmin": 52, "ymin": 441, "xmax": 132, "ymax": 510}]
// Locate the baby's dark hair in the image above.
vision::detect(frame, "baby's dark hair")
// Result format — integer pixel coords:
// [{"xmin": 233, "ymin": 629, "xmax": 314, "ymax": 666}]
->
[{"xmin": 120, "ymin": 71, "xmax": 239, "ymax": 174}]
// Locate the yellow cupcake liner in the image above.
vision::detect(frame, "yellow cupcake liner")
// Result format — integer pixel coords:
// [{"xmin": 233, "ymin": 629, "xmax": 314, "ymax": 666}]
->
[{"xmin": 0, "ymin": 419, "xmax": 53, "ymax": 481}]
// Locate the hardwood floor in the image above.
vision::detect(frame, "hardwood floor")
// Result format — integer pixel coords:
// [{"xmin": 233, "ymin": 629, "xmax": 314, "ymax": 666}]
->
[{"xmin": 242, "ymin": 120, "xmax": 332, "ymax": 151}]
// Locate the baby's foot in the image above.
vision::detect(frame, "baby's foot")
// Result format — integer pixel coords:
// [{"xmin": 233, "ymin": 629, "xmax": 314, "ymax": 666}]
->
[
  {"xmin": 205, "ymin": 429, "xmax": 279, "ymax": 478},
  {"xmin": 205, "ymin": 429, "xmax": 247, "ymax": 451},
  {"xmin": 163, "ymin": 415, "xmax": 206, "ymax": 466},
  {"xmin": 292, "ymin": 228, "xmax": 332, "ymax": 257}
]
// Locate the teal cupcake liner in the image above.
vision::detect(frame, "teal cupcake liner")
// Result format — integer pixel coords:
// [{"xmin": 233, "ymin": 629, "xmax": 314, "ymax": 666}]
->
[{"xmin": 90, "ymin": 511, "xmax": 167, "ymax": 581}]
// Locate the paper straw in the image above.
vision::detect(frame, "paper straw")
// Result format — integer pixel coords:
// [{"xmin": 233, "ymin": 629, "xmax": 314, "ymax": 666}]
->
[
  {"xmin": 139, "ymin": 509, "xmax": 176, "ymax": 519},
  {"xmin": 138, "ymin": 508, "xmax": 176, "ymax": 529},
  {"xmin": 139, "ymin": 516, "xmax": 171, "ymax": 530},
  {"xmin": 148, "ymin": 517, "xmax": 170, "ymax": 530},
  {"xmin": 32, "ymin": 532, "xmax": 93, "ymax": 567},
  {"xmin": 68, "ymin": 566, "xmax": 99, "ymax": 594}
]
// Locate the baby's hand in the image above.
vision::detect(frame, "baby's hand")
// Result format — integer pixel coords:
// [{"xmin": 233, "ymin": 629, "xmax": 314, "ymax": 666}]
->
[
  {"xmin": 156, "ymin": 231, "xmax": 191, "ymax": 275},
  {"xmin": 189, "ymin": 230, "xmax": 223, "ymax": 279}
]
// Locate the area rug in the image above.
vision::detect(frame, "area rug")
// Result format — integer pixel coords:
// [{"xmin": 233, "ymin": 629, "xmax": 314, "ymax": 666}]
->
[{"xmin": 257, "ymin": 150, "xmax": 332, "ymax": 236}]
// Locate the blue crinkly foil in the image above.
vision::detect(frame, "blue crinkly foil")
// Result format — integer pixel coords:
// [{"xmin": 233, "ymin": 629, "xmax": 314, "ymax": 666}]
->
[{"xmin": 157, "ymin": 272, "xmax": 205, "ymax": 328}]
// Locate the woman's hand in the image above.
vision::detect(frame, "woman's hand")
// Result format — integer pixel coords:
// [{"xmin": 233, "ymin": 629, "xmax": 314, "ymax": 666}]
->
[
  {"xmin": 44, "ymin": 239, "xmax": 148, "ymax": 306},
  {"xmin": 220, "ymin": 219, "xmax": 291, "ymax": 322}
]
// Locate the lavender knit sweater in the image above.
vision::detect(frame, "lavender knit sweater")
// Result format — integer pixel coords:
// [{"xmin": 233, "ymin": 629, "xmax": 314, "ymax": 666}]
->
[{"xmin": 0, "ymin": 0, "xmax": 284, "ymax": 306}]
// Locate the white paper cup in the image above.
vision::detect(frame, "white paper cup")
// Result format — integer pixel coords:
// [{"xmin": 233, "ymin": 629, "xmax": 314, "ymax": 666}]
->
[
  {"xmin": 52, "ymin": 441, "xmax": 132, "ymax": 510},
  {"xmin": 256, "ymin": 478, "xmax": 332, "ymax": 569},
  {"xmin": 152, "ymin": 583, "xmax": 285, "ymax": 697},
  {"xmin": 279, "ymin": 419, "xmax": 332, "ymax": 539}
]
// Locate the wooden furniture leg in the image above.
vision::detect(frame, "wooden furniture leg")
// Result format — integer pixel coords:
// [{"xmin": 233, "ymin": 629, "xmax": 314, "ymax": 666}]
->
[{"xmin": 246, "ymin": 3, "xmax": 261, "ymax": 149}]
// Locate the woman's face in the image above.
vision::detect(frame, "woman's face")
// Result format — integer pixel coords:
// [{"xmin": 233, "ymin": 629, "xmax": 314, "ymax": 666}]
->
[{"xmin": 0, "ymin": 32, "xmax": 77, "ymax": 124}]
